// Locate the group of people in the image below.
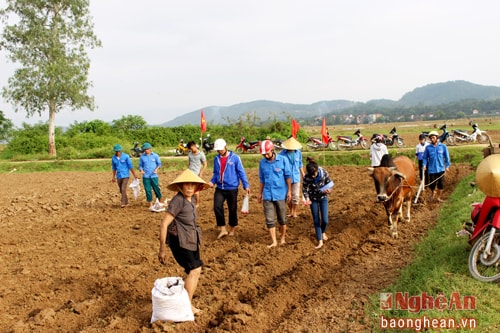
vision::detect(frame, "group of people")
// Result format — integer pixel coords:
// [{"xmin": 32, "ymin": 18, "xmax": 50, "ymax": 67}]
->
[
  {"xmin": 369, "ymin": 131, "xmax": 451, "ymax": 202},
  {"xmin": 111, "ymin": 137, "xmax": 335, "ymax": 315}
]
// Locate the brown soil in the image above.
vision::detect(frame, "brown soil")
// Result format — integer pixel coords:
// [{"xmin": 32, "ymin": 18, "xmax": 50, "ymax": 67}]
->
[{"xmin": 0, "ymin": 163, "xmax": 473, "ymax": 333}]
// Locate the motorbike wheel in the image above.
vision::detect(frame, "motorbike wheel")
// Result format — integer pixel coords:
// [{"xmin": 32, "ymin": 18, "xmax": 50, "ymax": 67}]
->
[
  {"xmin": 478, "ymin": 133, "xmax": 489, "ymax": 144},
  {"xmin": 236, "ymin": 147, "xmax": 244, "ymax": 154},
  {"xmin": 446, "ymin": 135, "xmax": 455, "ymax": 146},
  {"xmin": 175, "ymin": 149, "xmax": 183, "ymax": 156},
  {"xmin": 396, "ymin": 138, "xmax": 405, "ymax": 148},
  {"xmin": 453, "ymin": 135, "xmax": 463, "ymax": 145},
  {"xmin": 328, "ymin": 142, "xmax": 337, "ymax": 151},
  {"xmin": 468, "ymin": 231, "xmax": 500, "ymax": 282},
  {"xmin": 360, "ymin": 139, "xmax": 369, "ymax": 150},
  {"xmin": 336, "ymin": 139, "xmax": 345, "ymax": 151},
  {"xmin": 306, "ymin": 144, "xmax": 316, "ymax": 152}
]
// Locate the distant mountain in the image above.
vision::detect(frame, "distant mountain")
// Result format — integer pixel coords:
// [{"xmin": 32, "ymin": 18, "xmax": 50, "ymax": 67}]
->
[
  {"xmin": 161, "ymin": 80, "xmax": 500, "ymax": 126},
  {"xmin": 399, "ymin": 80, "xmax": 500, "ymax": 106},
  {"xmin": 162, "ymin": 100, "xmax": 355, "ymax": 126}
]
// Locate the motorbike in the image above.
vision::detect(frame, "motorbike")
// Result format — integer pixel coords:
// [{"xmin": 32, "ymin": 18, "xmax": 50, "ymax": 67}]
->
[
  {"xmin": 202, "ymin": 134, "xmax": 214, "ymax": 154},
  {"xmin": 452, "ymin": 122, "xmax": 489, "ymax": 145},
  {"xmin": 463, "ymin": 194, "xmax": 500, "ymax": 282},
  {"xmin": 421, "ymin": 124, "xmax": 455, "ymax": 145},
  {"xmin": 130, "ymin": 142, "xmax": 143, "ymax": 157},
  {"xmin": 235, "ymin": 137, "xmax": 260, "ymax": 154},
  {"xmin": 271, "ymin": 139, "xmax": 284, "ymax": 151},
  {"xmin": 175, "ymin": 139, "xmax": 189, "ymax": 156},
  {"xmin": 305, "ymin": 136, "xmax": 336, "ymax": 151},
  {"xmin": 336, "ymin": 129, "xmax": 369, "ymax": 150},
  {"xmin": 371, "ymin": 127, "xmax": 405, "ymax": 148}
]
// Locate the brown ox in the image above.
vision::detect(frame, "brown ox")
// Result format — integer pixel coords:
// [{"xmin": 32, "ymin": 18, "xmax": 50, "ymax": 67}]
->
[{"xmin": 368, "ymin": 155, "xmax": 416, "ymax": 238}]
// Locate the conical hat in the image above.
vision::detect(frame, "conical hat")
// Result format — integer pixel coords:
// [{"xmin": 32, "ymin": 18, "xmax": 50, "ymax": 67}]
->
[
  {"xmin": 282, "ymin": 137, "xmax": 303, "ymax": 150},
  {"xmin": 167, "ymin": 169, "xmax": 210, "ymax": 192},
  {"xmin": 476, "ymin": 154, "xmax": 500, "ymax": 197}
]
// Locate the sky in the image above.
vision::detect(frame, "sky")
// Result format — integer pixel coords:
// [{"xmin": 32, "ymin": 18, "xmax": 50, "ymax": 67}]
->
[{"xmin": 1, "ymin": 0, "xmax": 500, "ymax": 127}]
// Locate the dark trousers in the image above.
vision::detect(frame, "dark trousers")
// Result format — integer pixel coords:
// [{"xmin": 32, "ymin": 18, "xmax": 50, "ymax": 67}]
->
[{"xmin": 214, "ymin": 188, "xmax": 239, "ymax": 227}]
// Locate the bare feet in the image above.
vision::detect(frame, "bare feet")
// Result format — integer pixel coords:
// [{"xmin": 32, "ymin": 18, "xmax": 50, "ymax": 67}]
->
[
  {"xmin": 322, "ymin": 233, "xmax": 328, "ymax": 241},
  {"xmin": 267, "ymin": 242, "xmax": 277, "ymax": 249},
  {"xmin": 280, "ymin": 237, "xmax": 286, "ymax": 245},
  {"xmin": 228, "ymin": 226, "xmax": 236, "ymax": 236},
  {"xmin": 192, "ymin": 306, "xmax": 202, "ymax": 316},
  {"xmin": 315, "ymin": 240, "xmax": 324, "ymax": 249},
  {"xmin": 217, "ymin": 227, "xmax": 228, "ymax": 239}
]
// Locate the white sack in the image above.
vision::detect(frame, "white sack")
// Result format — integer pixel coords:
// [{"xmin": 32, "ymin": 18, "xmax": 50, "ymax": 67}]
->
[
  {"xmin": 129, "ymin": 178, "xmax": 141, "ymax": 200},
  {"xmin": 241, "ymin": 194, "xmax": 249, "ymax": 214},
  {"xmin": 151, "ymin": 277, "xmax": 194, "ymax": 323}
]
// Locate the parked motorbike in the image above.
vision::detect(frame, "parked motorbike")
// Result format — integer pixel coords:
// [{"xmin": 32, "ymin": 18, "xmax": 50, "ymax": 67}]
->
[
  {"xmin": 175, "ymin": 139, "xmax": 189, "ymax": 156},
  {"xmin": 336, "ymin": 129, "xmax": 369, "ymax": 150},
  {"xmin": 421, "ymin": 124, "xmax": 455, "ymax": 145},
  {"xmin": 235, "ymin": 137, "xmax": 260, "ymax": 154},
  {"xmin": 202, "ymin": 134, "xmax": 214, "ymax": 154},
  {"xmin": 452, "ymin": 122, "xmax": 489, "ymax": 145},
  {"xmin": 130, "ymin": 142, "xmax": 143, "ymax": 157},
  {"xmin": 271, "ymin": 139, "xmax": 284, "ymax": 151},
  {"xmin": 464, "ymin": 195, "xmax": 500, "ymax": 282},
  {"xmin": 371, "ymin": 127, "xmax": 405, "ymax": 148},
  {"xmin": 305, "ymin": 136, "xmax": 336, "ymax": 151}
]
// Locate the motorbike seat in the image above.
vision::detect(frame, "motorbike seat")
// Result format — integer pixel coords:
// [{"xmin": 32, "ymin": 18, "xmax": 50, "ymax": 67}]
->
[{"xmin": 249, "ymin": 141, "xmax": 260, "ymax": 145}]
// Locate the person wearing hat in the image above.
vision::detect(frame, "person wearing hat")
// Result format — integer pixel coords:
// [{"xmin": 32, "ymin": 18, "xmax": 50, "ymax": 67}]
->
[
  {"xmin": 279, "ymin": 137, "xmax": 305, "ymax": 218},
  {"xmin": 258, "ymin": 140, "xmax": 292, "ymax": 248},
  {"xmin": 158, "ymin": 169, "xmax": 210, "ymax": 315},
  {"xmin": 138, "ymin": 142, "xmax": 166, "ymax": 211},
  {"xmin": 369, "ymin": 134, "xmax": 389, "ymax": 167},
  {"xmin": 209, "ymin": 138, "xmax": 250, "ymax": 239},
  {"xmin": 422, "ymin": 131, "xmax": 450, "ymax": 202},
  {"xmin": 415, "ymin": 133, "xmax": 429, "ymax": 184},
  {"xmin": 111, "ymin": 144, "xmax": 138, "ymax": 208}
]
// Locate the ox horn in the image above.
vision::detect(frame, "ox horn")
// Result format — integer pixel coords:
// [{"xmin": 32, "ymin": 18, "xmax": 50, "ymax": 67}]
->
[{"xmin": 392, "ymin": 170, "xmax": 407, "ymax": 179}]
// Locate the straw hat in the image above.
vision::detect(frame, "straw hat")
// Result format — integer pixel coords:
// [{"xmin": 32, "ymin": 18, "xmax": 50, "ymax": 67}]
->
[
  {"xmin": 282, "ymin": 137, "xmax": 303, "ymax": 150},
  {"xmin": 167, "ymin": 169, "xmax": 210, "ymax": 192},
  {"xmin": 476, "ymin": 154, "xmax": 500, "ymax": 197}
]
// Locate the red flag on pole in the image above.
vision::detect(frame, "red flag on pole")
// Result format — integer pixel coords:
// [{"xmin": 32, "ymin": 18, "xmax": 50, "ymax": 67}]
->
[
  {"xmin": 321, "ymin": 117, "xmax": 328, "ymax": 144},
  {"xmin": 200, "ymin": 109, "xmax": 207, "ymax": 133},
  {"xmin": 291, "ymin": 118, "xmax": 300, "ymax": 138}
]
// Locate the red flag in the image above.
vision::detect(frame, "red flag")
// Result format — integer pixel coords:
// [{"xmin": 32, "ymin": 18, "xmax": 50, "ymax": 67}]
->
[
  {"xmin": 200, "ymin": 109, "xmax": 207, "ymax": 133},
  {"xmin": 321, "ymin": 117, "xmax": 328, "ymax": 144},
  {"xmin": 291, "ymin": 118, "xmax": 300, "ymax": 138}
]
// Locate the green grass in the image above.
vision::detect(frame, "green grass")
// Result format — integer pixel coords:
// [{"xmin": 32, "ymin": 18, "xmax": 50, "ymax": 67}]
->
[{"xmin": 367, "ymin": 173, "xmax": 500, "ymax": 332}]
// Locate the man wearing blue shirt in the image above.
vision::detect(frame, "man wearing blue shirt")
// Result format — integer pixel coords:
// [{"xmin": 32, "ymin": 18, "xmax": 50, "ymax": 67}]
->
[
  {"xmin": 422, "ymin": 131, "xmax": 451, "ymax": 202},
  {"xmin": 111, "ymin": 144, "xmax": 138, "ymax": 208},
  {"xmin": 258, "ymin": 140, "xmax": 292, "ymax": 248},
  {"xmin": 139, "ymin": 142, "xmax": 166, "ymax": 211}
]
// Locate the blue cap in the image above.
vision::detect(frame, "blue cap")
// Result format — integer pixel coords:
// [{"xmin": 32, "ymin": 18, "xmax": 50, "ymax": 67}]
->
[{"xmin": 141, "ymin": 142, "xmax": 152, "ymax": 150}]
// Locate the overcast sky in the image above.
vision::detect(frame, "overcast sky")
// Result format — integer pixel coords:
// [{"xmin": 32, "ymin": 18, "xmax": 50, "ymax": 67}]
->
[{"xmin": 1, "ymin": 0, "xmax": 500, "ymax": 127}]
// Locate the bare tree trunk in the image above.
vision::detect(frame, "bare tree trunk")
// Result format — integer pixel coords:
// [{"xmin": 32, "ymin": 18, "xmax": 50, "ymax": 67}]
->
[{"xmin": 48, "ymin": 102, "xmax": 57, "ymax": 157}]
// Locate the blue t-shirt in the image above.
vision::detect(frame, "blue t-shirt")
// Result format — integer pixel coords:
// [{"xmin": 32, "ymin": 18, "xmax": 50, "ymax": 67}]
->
[
  {"xmin": 112, "ymin": 153, "xmax": 134, "ymax": 179},
  {"xmin": 259, "ymin": 154, "xmax": 291, "ymax": 201},
  {"xmin": 422, "ymin": 143, "xmax": 450, "ymax": 174},
  {"xmin": 139, "ymin": 152, "xmax": 162, "ymax": 178}
]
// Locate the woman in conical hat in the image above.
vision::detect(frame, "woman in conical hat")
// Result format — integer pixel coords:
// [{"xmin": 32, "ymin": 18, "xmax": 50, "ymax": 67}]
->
[
  {"xmin": 158, "ymin": 169, "xmax": 209, "ymax": 315},
  {"xmin": 476, "ymin": 154, "xmax": 500, "ymax": 197},
  {"xmin": 279, "ymin": 137, "xmax": 305, "ymax": 218}
]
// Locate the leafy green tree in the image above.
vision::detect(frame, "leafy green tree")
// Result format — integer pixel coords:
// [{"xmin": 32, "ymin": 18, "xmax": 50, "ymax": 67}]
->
[
  {"xmin": 0, "ymin": 110, "xmax": 14, "ymax": 141},
  {"xmin": 112, "ymin": 115, "xmax": 148, "ymax": 134},
  {"xmin": 0, "ymin": 0, "xmax": 101, "ymax": 156}
]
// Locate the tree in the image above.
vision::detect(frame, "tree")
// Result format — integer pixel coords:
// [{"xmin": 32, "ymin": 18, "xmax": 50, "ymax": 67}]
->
[
  {"xmin": 112, "ymin": 115, "xmax": 148, "ymax": 134},
  {"xmin": 0, "ymin": 110, "xmax": 14, "ymax": 141},
  {"xmin": 0, "ymin": 0, "xmax": 101, "ymax": 156}
]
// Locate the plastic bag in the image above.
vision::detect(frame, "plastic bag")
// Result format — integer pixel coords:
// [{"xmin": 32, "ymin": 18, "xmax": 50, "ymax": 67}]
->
[
  {"xmin": 241, "ymin": 194, "xmax": 249, "ymax": 214},
  {"xmin": 129, "ymin": 178, "xmax": 141, "ymax": 200},
  {"xmin": 151, "ymin": 277, "xmax": 194, "ymax": 323}
]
